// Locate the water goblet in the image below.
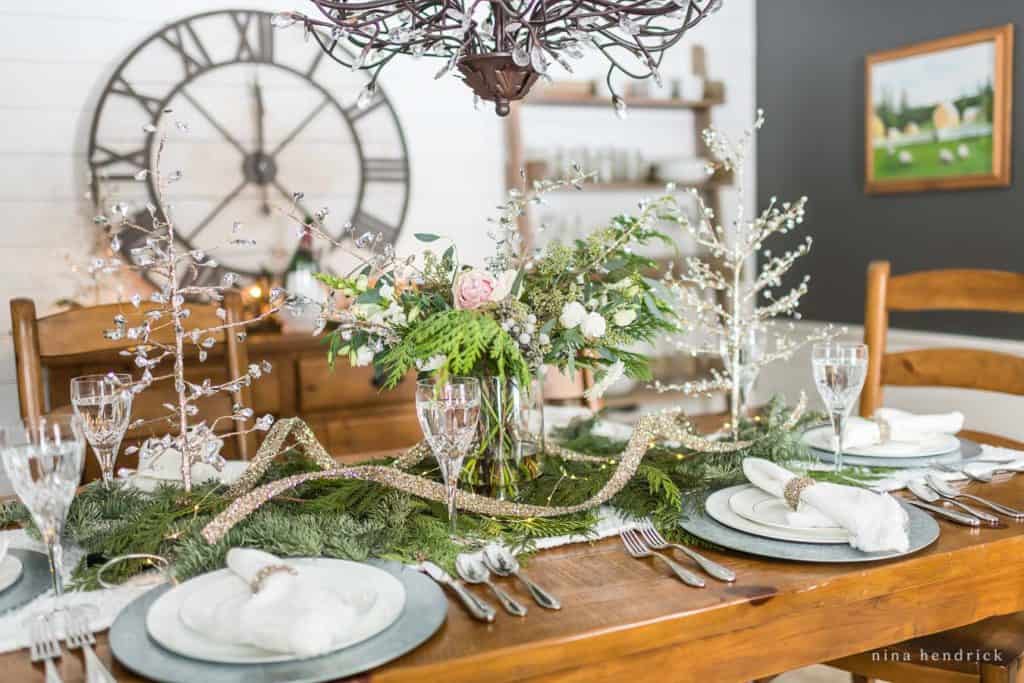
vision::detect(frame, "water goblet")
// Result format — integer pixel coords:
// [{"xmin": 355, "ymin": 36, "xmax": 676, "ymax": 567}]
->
[
  {"xmin": 811, "ymin": 343, "xmax": 868, "ymax": 472},
  {"xmin": 71, "ymin": 373, "xmax": 133, "ymax": 487},
  {"xmin": 717, "ymin": 326, "xmax": 766, "ymax": 418},
  {"xmin": 0, "ymin": 416, "xmax": 87, "ymax": 623},
  {"xmin": 415, "ymin": 377, "xmax": 481, "ymax": 535}
]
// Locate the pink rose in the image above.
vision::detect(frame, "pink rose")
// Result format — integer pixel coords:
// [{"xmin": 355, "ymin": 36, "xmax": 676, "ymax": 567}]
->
[{"xmin": 453, "ymin": 270, "xmax": 496, "ymax": 310}]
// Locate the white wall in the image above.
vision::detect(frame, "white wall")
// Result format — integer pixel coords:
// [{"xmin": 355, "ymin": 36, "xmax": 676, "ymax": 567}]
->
[{"xmin": 0, "ymin": 0, "xmax": 757, "ymax": 425}]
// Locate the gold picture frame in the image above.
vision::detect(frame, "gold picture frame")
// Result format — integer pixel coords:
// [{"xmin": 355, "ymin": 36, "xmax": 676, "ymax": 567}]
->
[{"xmin": 865, "ymin": 24, "xmax": 1013, "ymax": 194}]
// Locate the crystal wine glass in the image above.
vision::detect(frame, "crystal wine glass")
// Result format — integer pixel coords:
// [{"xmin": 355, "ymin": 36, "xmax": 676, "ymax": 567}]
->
[
  {"xmin": 0, "ymin": 416, "xmax": 86, "ymax": 623},
  {"xmin": 71, "ymin": 373, "xmax": 133, "ymax": 487},
  {"xmin": 415, "ymin": 377, "xmax": 481, "ymax": 534},
  {"xmin": 811, "ymin": 343, "xmax": 869, "ymax": 472},
  {"xmin": 717, "ymin": 326, "xmax": 766, "ymax": 417}
]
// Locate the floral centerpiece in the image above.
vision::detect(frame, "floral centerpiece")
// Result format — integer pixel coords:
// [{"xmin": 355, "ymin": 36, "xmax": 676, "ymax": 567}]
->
[{"xmin": 303, "ymin": 170, "xmax": 677, "ymax": 497}]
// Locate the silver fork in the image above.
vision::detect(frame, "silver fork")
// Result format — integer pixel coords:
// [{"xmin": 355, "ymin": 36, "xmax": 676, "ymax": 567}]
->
[
  {"xmin": 620, "ymin": 529, "xmax": 705, "ymax": 588},
  {"xmin": 66, "ymin": 608, "xmax": 117, "ymax": 683},
  {"xmin": 637, "ymin": 521, "xmax": 736, "ymax": 582},
  {"xmin": 29, "ymin": 616, "xmax": 63, "ymax": 683}
]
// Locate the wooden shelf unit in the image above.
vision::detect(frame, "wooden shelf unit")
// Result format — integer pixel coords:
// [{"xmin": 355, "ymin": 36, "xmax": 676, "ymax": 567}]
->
[{"xmin": 525, "ymin": 93, "xmax": 722, "ymax": 110}]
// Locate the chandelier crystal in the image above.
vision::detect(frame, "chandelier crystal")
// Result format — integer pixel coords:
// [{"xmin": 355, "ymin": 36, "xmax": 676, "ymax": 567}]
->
[{"xmin": 275, "ymin": 0, "xmax": 722, "ymax": 115}]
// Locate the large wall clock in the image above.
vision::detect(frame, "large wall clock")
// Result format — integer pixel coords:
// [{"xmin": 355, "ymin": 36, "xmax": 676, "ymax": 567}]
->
[{"xmin": 87, "ymin": 9, "xmax": 411, "ymax": 285}]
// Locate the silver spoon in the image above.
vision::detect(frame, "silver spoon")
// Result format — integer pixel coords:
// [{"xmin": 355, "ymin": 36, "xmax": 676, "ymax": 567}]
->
[
  {"xmin": 925, "ymin": 473, "xmax": 1024, "ymax": 519},
  {"xmin": 907, "ymin": 480, "xmax": 1000, "ymax": 526},
  {"xmin": 483, "ymin": 546, "xmax": 561, "ymax": 610},
  {"xmin": 456, "ymin": 554, "xmax": 527, "ymax": 617}
]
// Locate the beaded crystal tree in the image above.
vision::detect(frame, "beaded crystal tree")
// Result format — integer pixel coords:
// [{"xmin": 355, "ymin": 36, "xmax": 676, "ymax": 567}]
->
[
  {"xmin": 92, "ymin": 119, "xmax": 282, "ymax": 492},
  {"xmin": 656, "ymin": 110, "xmax": 837, "ymax": 438}
]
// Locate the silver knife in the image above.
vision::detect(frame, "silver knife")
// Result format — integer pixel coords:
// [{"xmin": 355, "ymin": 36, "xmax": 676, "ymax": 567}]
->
[
  {"xmin": 904, "ymin": 499, "xmax": 981, "ymax": 526},
  {"xmin": 419, "ymin": 561, "xmax": 497, "ymax": 622}
]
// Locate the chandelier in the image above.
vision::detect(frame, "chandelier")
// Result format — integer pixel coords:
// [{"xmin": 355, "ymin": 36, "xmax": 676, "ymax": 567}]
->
[{"xmin": 274, "ymin": 0, "xmax": 722, "ymax": 116}]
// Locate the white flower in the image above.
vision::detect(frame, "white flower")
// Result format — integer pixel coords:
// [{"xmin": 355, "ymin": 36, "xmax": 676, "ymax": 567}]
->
[
  {"xmin": 353, "ymin": 346, "xmax": 374, "ymax": 367},
  {"xmin": 379, "ymin": 283, "xmax": 394, "ymax": 299},
  {"xmin": 584, "ymin": 361, "xmax": 625, "ymax": 401},
  {"xmin": 559, "ymin": 301, "xmax": 587, "ymax": 329},
  {"xmin": 490, "ymin": 269, "xmax": 519, "ymax": 303},
  {"xmin": 613, "ymin": 309, "xmax": 637, "ymax": 327},
  {"xmin": 355, "ymin": 274, "xmax": 369, "ymax": 291},
  {"xmin": 581, "ymin": 311, "xmax": 607, "ymax": 339},
  {"xmin": 416, "ymin": 354, "xmax": 446, "ymax": 372}
]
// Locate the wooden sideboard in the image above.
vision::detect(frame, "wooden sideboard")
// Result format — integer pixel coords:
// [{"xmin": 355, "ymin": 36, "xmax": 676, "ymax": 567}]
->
[{"xmin": 244, "ymin": 333, "xmax": 420, "ymax": 462}]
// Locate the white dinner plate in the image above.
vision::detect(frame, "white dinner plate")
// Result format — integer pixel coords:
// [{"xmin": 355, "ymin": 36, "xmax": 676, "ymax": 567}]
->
[
  {"xmin": 146, "ymin": 558, "xmax": 406, "ymax": 664},
  {"xmin": 0, "ymin": 555, "xmax": 23, "ymax": 594},
  {"xmin": 802, "ymin": 419, "xmax": 959, "ymax": 458},
  {"xmin": 706, "ymin": 486, "xmax": 849, "ymax": 545},
  {"xmin": 728, "ymin": 487, "xmax": 848, "ymax": 542}
]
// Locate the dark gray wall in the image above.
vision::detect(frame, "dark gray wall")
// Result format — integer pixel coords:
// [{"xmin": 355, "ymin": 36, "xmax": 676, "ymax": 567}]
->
[{"xmin": 757, "ymin": 1, "xmax": 1024, "ymax": 339}]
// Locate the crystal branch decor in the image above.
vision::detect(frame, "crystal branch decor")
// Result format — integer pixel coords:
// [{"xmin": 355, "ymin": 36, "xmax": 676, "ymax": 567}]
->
[
  {"xmin": 275, "ymin": 0, "xmax": 722, "ymax": 116},
  {"xmin": 92, "ymin": 120, "xmax": 279, "ymax": 492},
  {"xmin": 657, "ymin": 110, "xmax": 839, "ymax": 438}
]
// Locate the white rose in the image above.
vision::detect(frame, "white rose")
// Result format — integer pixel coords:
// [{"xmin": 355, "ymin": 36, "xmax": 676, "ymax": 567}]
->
[
  {"xmin": 559, "ymin": 301, "xmax": 587, "ymax": 329},
  {"xmin": 613, "ymin": 309, "xmax": 637, "ymax": 327},
  {"xmin": 353, "ymin": 346, "xmax": 374, "ymax": 367},
  {"xmin": 416, "ymin": 354, "xmax": 447, "ymax": 372},
  {"xmin": 581, "ymin": 312, "xmax": 607, "ymax": 339},
  {"xmin": 490, "ymin": 269, "xmax": 519, "ymax": 303},
  {"xmin": 379, "ymin": 283, "xmax": 394, "ymax": 299}
]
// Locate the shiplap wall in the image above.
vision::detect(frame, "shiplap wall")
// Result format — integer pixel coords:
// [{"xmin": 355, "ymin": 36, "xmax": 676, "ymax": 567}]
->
[{"xmin": 0, "ymin": 0, "xmax": 756, "ymax": 427}]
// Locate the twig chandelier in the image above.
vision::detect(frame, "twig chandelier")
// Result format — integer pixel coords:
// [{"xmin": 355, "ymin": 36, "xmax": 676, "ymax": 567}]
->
[{"xmin": 274, "ymin": 0, "xmax": 722, "ymax": 116}]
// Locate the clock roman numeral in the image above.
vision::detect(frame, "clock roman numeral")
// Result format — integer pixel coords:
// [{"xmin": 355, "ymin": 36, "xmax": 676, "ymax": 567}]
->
[
  {"xmin": 110, "ymin": 75, "xmax": 163, "ymax": 118},
  {"xmin": 363, "ymin": 158, "xmax": 408, "ymax": 183},
  {"xmin": 232, "ymin": 12, "xmax": 273, "ymax": 63},
  {"xmin": 352, "ymin": 210, "xmax": 400, "ymax": 243},
  {"xmin": 90, "ymin": 145, "xmax": 148, "ymax": 181},
  {"xmin": 159, "ymin": 22, "xmax": 212, "ymax": 77}
]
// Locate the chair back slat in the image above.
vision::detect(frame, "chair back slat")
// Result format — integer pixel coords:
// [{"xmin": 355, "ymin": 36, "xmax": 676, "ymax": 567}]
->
[
  {"xmin": 887, "ymin": 268, "xmax": 1024, "ymax": 313},
  {"xmin": 34, "ymin": 301, "xmax": 231, "ymax": 358},
  {"xmin": 882, "ymin": 348, "xmax": 1024, "ymax": 396},
  {"xmin": 861, "ymin": 260, "xmax": 1024, "ymax": 417}
]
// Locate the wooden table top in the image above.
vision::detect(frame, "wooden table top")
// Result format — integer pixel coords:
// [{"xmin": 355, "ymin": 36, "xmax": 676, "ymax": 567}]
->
[{"xmin": 7, "ymin": 439, "xmax": 1024, "ymax": 681}]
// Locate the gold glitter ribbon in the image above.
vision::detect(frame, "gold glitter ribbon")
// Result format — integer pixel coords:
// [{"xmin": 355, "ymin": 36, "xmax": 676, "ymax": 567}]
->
[{"xmin": 202, "ymin": 395, "xmax": 806, "ymax": 544}]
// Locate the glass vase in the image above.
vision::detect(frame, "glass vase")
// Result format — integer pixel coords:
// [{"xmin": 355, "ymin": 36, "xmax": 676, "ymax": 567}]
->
[{"xmin": 462, "ymin": 375, "xmax": 544, "ymax": 500}]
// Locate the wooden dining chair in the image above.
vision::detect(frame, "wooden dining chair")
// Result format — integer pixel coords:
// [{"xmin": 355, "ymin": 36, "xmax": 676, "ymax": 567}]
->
[
  {"xmin": 828, "ymin": 260, "xmax": 1024, "ymax": 682},
  {"xmin": 10, "ymin": 292, "xmax": 256, "ymax": 481}
]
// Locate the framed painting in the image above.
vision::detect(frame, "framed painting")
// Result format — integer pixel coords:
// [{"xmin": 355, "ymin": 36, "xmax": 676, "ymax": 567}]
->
[{"xmin": 865, "ymin": 24, "xmax": 1013, "ymax": 194}]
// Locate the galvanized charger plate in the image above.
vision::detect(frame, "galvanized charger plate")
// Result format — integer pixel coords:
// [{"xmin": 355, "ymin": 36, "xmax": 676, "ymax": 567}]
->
[
  {"xmin": 812, "ymin": 437, "xmax": 982, "ymax": 469},
  {"xmin": 0, "ymin": 550, "xmax": 50, "ymax": 614},
  {"xmin": 110, "ymin": 559, "xmax": 447, "ymax": 683},
  {"xmin": 681, "ymin": 486, "xmax": 940, "ymax": 563}
]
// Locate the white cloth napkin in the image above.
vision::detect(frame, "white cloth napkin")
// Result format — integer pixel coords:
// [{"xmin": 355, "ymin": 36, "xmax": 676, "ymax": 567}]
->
[
  {"xmin": 842, "ymin": 409, "xmax": 964, "ymax": 450},
  {"xmin": 743, "ymin": 458, "xmax": 910, "ymax": 553},
  {"xmin": 179, "ymin": 549, "xmax": 359, "ymax": 657}
]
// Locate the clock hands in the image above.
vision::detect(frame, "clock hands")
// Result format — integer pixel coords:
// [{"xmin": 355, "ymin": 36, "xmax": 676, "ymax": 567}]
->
[{"xmin": 252, "ymin": 75, "xmax": 272, "ymax": 216}]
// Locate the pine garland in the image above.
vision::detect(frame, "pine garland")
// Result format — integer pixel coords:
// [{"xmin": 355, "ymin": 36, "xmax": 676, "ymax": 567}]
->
[{"xmin": 0, "ymin": 398, "xmax": 814, "ymax": 589}]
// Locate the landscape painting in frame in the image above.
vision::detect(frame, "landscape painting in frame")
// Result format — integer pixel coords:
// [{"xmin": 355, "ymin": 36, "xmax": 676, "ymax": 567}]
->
[{"xmin": 865, "ymin": 24, "xmax": 1013, "ymax": 194}]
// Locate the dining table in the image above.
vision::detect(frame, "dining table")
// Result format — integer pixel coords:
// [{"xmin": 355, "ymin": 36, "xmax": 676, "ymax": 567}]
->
[{"xmin": 5, "ymin": 418, "xmax": 1024, "ymax": 683}]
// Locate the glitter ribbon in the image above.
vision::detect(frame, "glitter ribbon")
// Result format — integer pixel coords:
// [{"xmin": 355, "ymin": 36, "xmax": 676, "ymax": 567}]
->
[{"xmin": 202, "ymin": 395, "xmax": 806, "ymax": 544}]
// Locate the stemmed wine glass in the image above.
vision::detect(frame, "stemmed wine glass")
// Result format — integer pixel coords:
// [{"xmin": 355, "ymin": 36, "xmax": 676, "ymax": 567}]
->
[
  {"xmin": 71, "ymin": 373, "xmax": 133, "ymax": 487},
  {"xmin": 811, "ymin": 343, "xmax": 869, "ymax": 472},
  {"xmin": 717, "ymin": 326, "xmax": 766, "ymax": 417},
  {"xmin": 415, "ymin": 377, "xmax": 481, "ymax": 534},
  {"xmin": 0, "ymin": 416, "xmax": 87, "ymax": 623}
]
